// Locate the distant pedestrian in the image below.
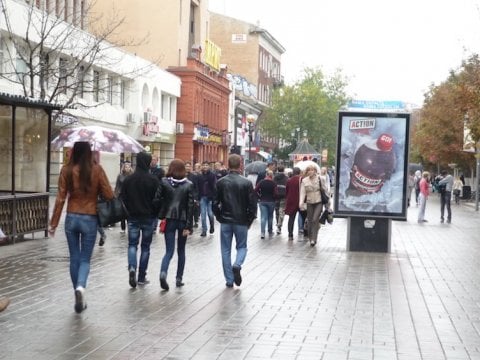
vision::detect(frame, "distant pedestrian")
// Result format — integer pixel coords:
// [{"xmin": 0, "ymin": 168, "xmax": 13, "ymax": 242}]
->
[
  {"xmin": 438, "ymin": 170, "xmax": 454, "ymax": 223},
  {"xmin": 150, "ymin": 156, "xmax": 165, "ymax": 233},
  {"xmin": 198, "ymin": 161, "xmax": 217, "ymax": 237},
  {"xmin": 453, "ymin": 176, "xmax": 463, "ymax": 204},
  {"xmin": 121, "ymin": 152, "xmax": 161, "ymax": 288},
  {"xmin": 273, "ymin": 165, "xmax": 288, "ymax": 234},
  {"xmin": 255, "ymin": 169, "xmax": 277, "ymax": 239},
  {"xmin": 284, "ymin": 167, "xmax": 302, "ymax": 241},
  {"xmin": 414, "ymin": 170, "xmax": 422, "ymax": 206},
  {"xmin": 417, "ymin": 171, "xmax": 430, "ymax": 223},
  {"xmin": 185, "ymin": 161, "xmax": 200, "ymax": 228},
  {"xmin": 299, "ymin": 165, "xmax": 327, "ymax": 246},
  {"xmin": 158, "ymin": 159, "xmax": 195, "ymax": 290},
  {"xmin": 115, "ymin": 161, "xmax": 133, "ymax": 234},
  {"xmin": 407, "ymin": 172, "xmax": 415, "ymax": 207},
  {"xmin": 49, "ymin": 141, "xmax": 114, "ymax": 313},
  {"xmin": 213, "ymin": 154, "xmax": 257, "ymax": 288}
]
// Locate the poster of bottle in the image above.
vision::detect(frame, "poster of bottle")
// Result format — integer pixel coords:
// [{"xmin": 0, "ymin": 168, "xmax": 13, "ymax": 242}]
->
[{"xmin": 334, "ymin": 112, "xmax": 410, "ymax": 219}]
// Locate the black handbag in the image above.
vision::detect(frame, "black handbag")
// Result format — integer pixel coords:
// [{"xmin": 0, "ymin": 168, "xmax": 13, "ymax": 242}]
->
[
  {"xmin": 97, "ymin": 197, "xmax": 129, "ymax": 227},
  {"xmin": 320, "ymin": 189, "xmax": 330, "ymax": 205}
]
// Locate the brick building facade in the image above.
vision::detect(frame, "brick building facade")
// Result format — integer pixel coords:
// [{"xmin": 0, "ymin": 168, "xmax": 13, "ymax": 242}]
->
[{"xmin": 168, "ymin": 57, "xmax": 230, "ymax": 165}]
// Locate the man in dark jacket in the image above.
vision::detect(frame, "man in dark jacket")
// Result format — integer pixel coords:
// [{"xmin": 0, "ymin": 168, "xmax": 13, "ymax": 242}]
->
[
  {"xmin": 185, "ymin": 162, "xmax": 200, "ymax": 228},
  {"xmin": 273, "ymin": 164, "xmax": 288, "ymax": 234},
  {"xmin": 198, "ymin": 161, "xmax": 217, "ymax": 236},
  {"xmin": 121, "ymin": 152, "xmax": 160, "ymax": 288},
  {"xmin": 213, "ymin": 154, "xmax": 257, "ymax": 288}
]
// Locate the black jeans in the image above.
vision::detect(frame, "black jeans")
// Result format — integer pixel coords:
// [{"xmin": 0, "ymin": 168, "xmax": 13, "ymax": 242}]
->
[{"xmin": 440, "ymin": 192, "xmax": 452, "ymax": 221}]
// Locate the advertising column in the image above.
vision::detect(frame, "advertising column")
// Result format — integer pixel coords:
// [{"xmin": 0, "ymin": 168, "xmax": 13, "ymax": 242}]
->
[{"xmin": 335, "ymin": 112, "xmax": 410, "ymax": 252}]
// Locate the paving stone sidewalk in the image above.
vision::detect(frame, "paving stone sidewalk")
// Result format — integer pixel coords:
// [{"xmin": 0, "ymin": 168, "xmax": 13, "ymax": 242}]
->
[{"xmin": 1, "ymin": 194, "xmax": 480, "ymax": 359}]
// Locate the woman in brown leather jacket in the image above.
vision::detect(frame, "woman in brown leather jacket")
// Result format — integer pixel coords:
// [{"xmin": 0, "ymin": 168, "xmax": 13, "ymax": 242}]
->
[{"xmin": 49, "ymin": 142, "xmax": 113, "ymax": 313}]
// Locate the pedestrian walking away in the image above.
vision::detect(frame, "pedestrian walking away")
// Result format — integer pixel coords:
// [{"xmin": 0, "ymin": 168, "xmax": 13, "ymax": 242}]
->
[
  {"xmin": 453, "ymin": 176, "xmax": 463, "ymax": 205},
  {"xmin": 198, "ymin": 161, "xmax": 217, "ymax": 237},
  {"xmin": 185, "ymin": 161, "xmax": 200, "ymax": 229},
  {"xmin": 255, "ymin": 169, "xmax": 277, "ymax": 239},
  {"xmin": 284, "ymin": 167, "xmax": 302, "ymax": 241},
  {"xmin": 437, "ymin": 169, "xmax": 454, "ymax": 223},
  {"xmin": 414, "ymin": 169, "xmax": 422, "ymax": 206},
  {"xmin": 299, "ymin": 165, "xmax": 327, "ymax": 246},
  {"xmin": 417, "ymin": 171, "xmax": 430, "ymax": 223},
  {"xmin": 149, "ymin": 156, "xmax": 165, "ymax": 233},
  {"xmin": 213, "ymin": 154, "xmax": 257, "ymax": 288},
  {"xmin": 273, "ymin": 165, "xmax": 288, "ymax": 235},
  {"xmin": 49, "ymin": 141, "xmax": 114, "ymax": 313},
  {"xmin": 121, "ymin": 152, "xmax": 161, "ymax": 288},
  {"xmin": 115, "ymin": 161, "xmax": 133, "ymax": 233},
  {"xmin": 158, "ymin": 159, "xmax": 195, "ymax": 291}
]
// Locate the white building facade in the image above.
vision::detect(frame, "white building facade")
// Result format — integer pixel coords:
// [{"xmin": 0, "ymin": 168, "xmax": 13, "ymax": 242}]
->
[{"xmin": 0, "ymin": 0, "xmax": 181, "ymax": 185}]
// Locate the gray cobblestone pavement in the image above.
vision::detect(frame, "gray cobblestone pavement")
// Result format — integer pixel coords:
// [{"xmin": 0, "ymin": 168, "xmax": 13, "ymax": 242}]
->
[{"xmin": 1, "ymin": 194, "xmax": 480, "ymax": 359}]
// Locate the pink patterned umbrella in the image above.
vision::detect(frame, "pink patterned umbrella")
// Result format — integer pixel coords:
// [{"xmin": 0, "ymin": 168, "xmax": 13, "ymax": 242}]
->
[{"xmin": 51, "ymin": 125, "xmax": 145, "ymax": 153}]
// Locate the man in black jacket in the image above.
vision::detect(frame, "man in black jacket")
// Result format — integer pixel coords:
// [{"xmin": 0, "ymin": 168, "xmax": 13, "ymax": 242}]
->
[
  {"xmin": 198, "ymin": 161, "xmax": 217, "ymax": 236},
  {"xmin": 213, "ymin": 154, "xmax": 257, "ymax": 288},
  {"xmin": 121, "ymin": 152, "xmax": 160, "ymax": 288}
]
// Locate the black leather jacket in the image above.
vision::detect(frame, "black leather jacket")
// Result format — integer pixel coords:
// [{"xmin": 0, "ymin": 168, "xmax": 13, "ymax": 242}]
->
[
  {"xmin": 213, "ymin": 172, "xmax": 257, "ymax": 226},
  {"xmin": 158, "ymin": 178, "xmax": 194, "ymax": 231}
]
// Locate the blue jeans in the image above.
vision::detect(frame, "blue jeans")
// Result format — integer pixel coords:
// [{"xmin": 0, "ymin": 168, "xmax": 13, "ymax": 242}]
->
[
  {"xmin": 200, "ymin": 196, "xmax": 214, "ymax": 232},
  {"xmin": 127, "ymin": 217, "xmax": 155, "ymax": 279},
  {"xmin": 64, "ymin": 213, "xmax": 98, "ymax": 289},
  {"xmin": 160, "ymin": 219, "xmax": 187, "ymax": 280},
  {"xmin": 259, "ymin": 202, "xmax": 275, "ymax": 235},
  {"xmin": 220, "ymin": 223, "xmax": 248, "ymax": 285}
]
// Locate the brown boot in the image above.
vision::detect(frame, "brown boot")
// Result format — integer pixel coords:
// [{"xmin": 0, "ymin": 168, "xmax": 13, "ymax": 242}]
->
[{"xmin": 0, "ymin": 297, "xmax": 10, "ymax": 312}]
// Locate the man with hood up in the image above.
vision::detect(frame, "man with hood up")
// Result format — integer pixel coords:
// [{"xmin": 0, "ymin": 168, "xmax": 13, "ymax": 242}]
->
[{"xmin": 121, "ymin": 152, "xmax": 161, "ymax": 288}]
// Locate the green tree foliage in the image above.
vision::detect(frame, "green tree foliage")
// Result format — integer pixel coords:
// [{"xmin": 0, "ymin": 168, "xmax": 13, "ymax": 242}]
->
[{"xmin": 260, "ymin": 67, "xmax": 350, "ymax": 165}]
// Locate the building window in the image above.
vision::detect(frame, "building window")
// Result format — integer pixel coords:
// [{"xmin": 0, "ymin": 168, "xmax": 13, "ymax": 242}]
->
[
  {"xmin": 77, "ymin": 65, "xmax": 85, "ymax": 99},
  {"xmin": 161, "ymin": 94, "xmax": 168, "ymax": 120},
  {"xmin": 107, "ymin": 75, "xmax": 113, "ymax": 104},
  {"xmin": 59, "ymin": 57, "xmax": 67, "ymax": 94},
  {"xmin": 93, "ymin": 70, "xmax": 100, "ymax": 102},
  {"xmin": 170, "ymin": 97, "xmax": 175, "ymax": 121},
  {"xmin": 40, "ymin": 52, "xmax": 49, "ymax": 88},
  {"xmin": 120, "ymin": 80, "xmax": 126, "ymax": 108},
  {"xmin": 0, "ymin": 36, "xmax": 5, "ymax": 75},
  {"xmin": 16, "ymin": 48, "xmax": 27, "ymax": 83}
]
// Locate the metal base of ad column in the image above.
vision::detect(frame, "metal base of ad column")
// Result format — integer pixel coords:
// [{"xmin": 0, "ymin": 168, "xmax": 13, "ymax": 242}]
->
[{"xmin": 347, "ymin": 217, "xmax": 391, "ymax": 253}]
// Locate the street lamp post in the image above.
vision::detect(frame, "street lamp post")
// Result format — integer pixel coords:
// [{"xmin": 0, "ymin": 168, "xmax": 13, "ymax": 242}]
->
[{"xmin": 246, "ymin": 114, "xmax": 255, "ymax": 163}]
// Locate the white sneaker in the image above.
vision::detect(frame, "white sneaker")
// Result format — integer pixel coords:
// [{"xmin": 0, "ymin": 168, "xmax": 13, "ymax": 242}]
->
[{"xmin": 74, "ymin": 286, "xmax": 86, "ymax": 313}]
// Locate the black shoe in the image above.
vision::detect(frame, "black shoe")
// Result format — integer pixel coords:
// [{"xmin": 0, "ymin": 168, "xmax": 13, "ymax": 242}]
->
[
  {"xmin": 129, "ymin": 268, "xmax": 137, "ymax": 288},
  {"xmin": 99, "ymin": 234, "xmax": 106, "ymax": 246},
  {"xmin": 226, "ymin": 283, "xmax": 234, "ymax": 288},
  {"xmin": 138, "ymin": 278, "xmax": 150, "ymax": 285},
  {"xmin": 209, "ymin": 226, "xmax": 214, "ymax": 234},
  {"xmin": 176, "ymin": 279, "xmax": 185, "ymax": 287},
  {"xmin": 232, "ymin": 266, "xmax": 242, "ymax": 286},
  {"xmin": 200, "ymin": 231, "xmax": 207, "ymax": 237},
  {"xmin": 447, "ymin": 219, "xmax": 451, "ymax": 224},
  {"xmin": 193, "ymin": 222, "xmax": 199, "ymax": 228},
  {"xmin": 288, "ymin": 236, "xmax": 293, "ymax": 241},
  {"xmin": 160, "ymin": 273, "xmax": 169, "ymax": 291}
]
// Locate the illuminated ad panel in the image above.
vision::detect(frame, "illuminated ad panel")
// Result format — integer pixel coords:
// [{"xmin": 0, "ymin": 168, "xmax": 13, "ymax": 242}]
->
[{"xmin": 335, "ymin": 112, "xmax": 410, "ymax": 219}]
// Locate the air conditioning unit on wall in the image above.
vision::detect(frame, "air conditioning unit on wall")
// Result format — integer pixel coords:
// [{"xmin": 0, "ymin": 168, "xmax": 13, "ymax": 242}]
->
[
  {"xmin": 126, "ymin": 113, "xmax": 136, "ymax": 123},
  {"xmin": 176, "ymin": 123, "xmax": 184, "ymax": 134}
]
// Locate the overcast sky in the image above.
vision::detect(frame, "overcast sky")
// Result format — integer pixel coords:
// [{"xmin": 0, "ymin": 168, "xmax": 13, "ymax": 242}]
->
[{"xmin": 209, "ymin": 0, "xmax": 480, "ymax": 106}]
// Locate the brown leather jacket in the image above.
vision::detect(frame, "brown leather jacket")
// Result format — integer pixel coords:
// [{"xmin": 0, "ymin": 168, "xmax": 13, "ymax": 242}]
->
[{"xmin": 50, "ymin": 163, "xmax": 114, "ymax": 228}]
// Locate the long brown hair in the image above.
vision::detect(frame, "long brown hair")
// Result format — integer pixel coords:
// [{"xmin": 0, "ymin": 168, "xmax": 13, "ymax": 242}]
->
[
  {"xmin": 166, "ymin": 159, "xmax": 186, "ymax": 179},
  {"xmin": 65, "ymin": 142, "xmax": 93, "ymax": 193}
]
